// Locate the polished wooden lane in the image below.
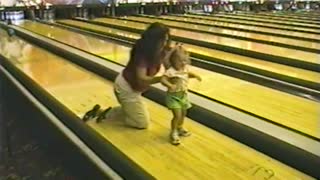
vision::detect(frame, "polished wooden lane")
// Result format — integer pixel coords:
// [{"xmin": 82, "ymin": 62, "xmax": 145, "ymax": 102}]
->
[
  {"xmin": 228, "ymin": 12, "xmax": 320, "ymax": 24},
  {"xmin": 18, "ymin": 21, "xmax": 320, "ymax": 140},
  {"xmin": 127, "ymin": 15, "xmax": 320, "ymax": 51},
  {"xmin": 257, "ymin": 11, "xmax": 320, "ymax": 20},
  {"xmin": 49, "ymin": 20, "xmax": 320, "ymax": 87},
  {"xmin": 161, "ymin": 14, "xmax": 320, "ymax": 41},
  {"xmin": 0, "ymin": 30, "xmax": 315, "ymax": 180},
  {"xmin": 186, "ymin": 14, "xmax": 320, "ymax": 34},
  {"xmin": 212, "ymin": 13, "xmax": 320, "ymax": 29},
  {"xmin": 93, "ymin": 17, "xmax": 320, "ymax": 66}
]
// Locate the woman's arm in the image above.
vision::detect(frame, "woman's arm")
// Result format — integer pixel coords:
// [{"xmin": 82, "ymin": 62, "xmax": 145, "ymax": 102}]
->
[
  {"xmin": 161, "ymin": 76, "xmax": 177, "ymax": 92},
  {"xmin": 161, "ymin": 75, "xmax": 174, "ymax": 88},
  {"xmin": 136, "ymin": 66, "xmax": 162, "ymax": 85}
]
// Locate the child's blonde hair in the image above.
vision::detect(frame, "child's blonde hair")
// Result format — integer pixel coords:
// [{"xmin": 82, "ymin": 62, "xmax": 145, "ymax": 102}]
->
[{"xmin": 168, "ymin": 46, "xmax": 191, "ymax": 67}]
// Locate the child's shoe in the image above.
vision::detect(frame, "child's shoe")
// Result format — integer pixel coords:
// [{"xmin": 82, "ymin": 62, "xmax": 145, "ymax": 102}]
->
[
  {"xmin": 178, "ymin": 128, "xmax": 191, "ymax": 137},
  {"xmin": 170, "ymin": 131, "xmax": 181, "ymax": 145}
]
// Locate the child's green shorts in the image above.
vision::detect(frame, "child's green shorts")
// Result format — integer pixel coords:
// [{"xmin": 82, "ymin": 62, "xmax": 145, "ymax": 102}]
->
[{"xmin": 166, "ymin": 91, "xmax": 192, "ymax": 109}]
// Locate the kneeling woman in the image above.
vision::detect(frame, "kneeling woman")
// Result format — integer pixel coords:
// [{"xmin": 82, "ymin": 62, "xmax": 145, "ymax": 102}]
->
[{"xmin": 84, "ymin": 22, "xmax": 171, "ymax": 129}]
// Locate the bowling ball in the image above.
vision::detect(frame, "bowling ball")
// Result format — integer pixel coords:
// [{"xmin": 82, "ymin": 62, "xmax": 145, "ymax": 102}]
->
[
  {"xmin": 7, "ymin": 19, "xmax": 12, "ymax": 25},
  {"xmin": 7, "ymin": 28, "xmax": 15, "ymax": 37}
]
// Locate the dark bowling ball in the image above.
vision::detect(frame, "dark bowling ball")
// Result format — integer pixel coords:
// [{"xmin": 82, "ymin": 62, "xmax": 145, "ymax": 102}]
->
[{"xmin": 7, "ymin": 28, "xmax": 15, "ymax": 37}]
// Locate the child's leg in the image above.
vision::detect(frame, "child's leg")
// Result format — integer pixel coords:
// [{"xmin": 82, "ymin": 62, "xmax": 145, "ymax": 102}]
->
[
  {"xmin": 178, "ymin": 108, "xmax": 191, "ymax": 137},
  {"xmin": 178, "ymin": 108, "xmax": 187, "ymax": 129},
  {"xmin": 171, "ymin": 108, "xmax": 183, "ymax": 145},
  {"xmin": 171, "ymin": 108, "xmax": 182, "ymax": 133}
]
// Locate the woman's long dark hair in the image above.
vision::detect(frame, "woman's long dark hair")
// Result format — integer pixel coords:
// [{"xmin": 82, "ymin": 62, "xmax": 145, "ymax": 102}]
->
[{"xmin": 130, "ymin": 22, "xmax": 170, "ymax": 66}]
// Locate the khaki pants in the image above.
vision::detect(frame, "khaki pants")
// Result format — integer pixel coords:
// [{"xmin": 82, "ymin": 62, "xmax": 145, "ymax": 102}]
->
[{"xmin": 111, "ymin": 73, "xmax": 150, "ymax": 129}]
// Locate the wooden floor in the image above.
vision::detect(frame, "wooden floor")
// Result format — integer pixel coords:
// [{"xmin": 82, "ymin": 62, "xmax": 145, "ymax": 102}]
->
[
  {"xmin": 57, "ymin": 19, "xmax": 320, "ymax": 85},
  {"xmin": 230, "ymin": 11, "xmax": 320, "ymax": 21},
  {"xmin": 124, "ymin": 15, "xmax": 320, "ymax": 51},
  {"xmin": 166, "ymin": 14, "xmax": 320, "ymax": 37},
  {"xmin": 185, "ymin": 14, "xmax": 320, "ymax": 34},
  {"xmin": 94, "ymin": 17, "xmax": 320, "ymax": 66},
  {"xmin": 257, "ymin": 12, "xmax": 320, "ymax": 20},
  {"xmin": 233, "ymin": 13, "xmax": 320, "ymax": 24},
  {"xmin": 18, "ymin": 21, "xmax": 320, "ymax": 140},
  {"xmin": 0, "ymin": 32, "xmax": 315, "ymax": 179},
  {"xmin": 159, "ymin": 14, "xmax": 320, "ymax": 43},
  {"xmin": 212, "ymin": 14, "xmax": 320, "ymax": 29}
]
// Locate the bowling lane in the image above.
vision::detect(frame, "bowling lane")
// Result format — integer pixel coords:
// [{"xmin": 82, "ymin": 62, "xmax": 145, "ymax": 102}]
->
[
  {"xmin": 130, "ymin": 15, "xmax": 320, "ymax": 51},
  {"xmin": 258, "ymin": 12, "xmax": 320, "ymax": 20},
  {"xmin": 93, "ymin": 17, "xmax": 320, "ymax": 66},
  {"xmin": 213, "ymin": 13, "xmax": 320, "ymax": 29},
  {"xmin": 0, "ymin": 29, "xmax": 315, "ymax": 180},
  {"xmin": 164, "ymin": 14, "xmax": 320, "ymax": 41},
  {"xmin": 232, "ymin": 12, "xmax": 320, "ymax": 24},
  {"xmin": 18, "ymin": 20, "xmax": 320, "ymax": 140},
  {"xmin": 186, "ymin": 14, "xmax": 320, "ymax": 34},
  {"xmin": 58, "ymin": 19, "xmax": 320, "ymax": 87}
]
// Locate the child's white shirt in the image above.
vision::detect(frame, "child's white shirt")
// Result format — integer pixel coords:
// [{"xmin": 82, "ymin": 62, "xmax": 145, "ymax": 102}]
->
[{"xmin": 164, "ymin": 66, "xmax": 189, "ymax": 92}]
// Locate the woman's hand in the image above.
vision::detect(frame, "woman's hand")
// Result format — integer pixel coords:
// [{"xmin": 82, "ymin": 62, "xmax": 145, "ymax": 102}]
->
[
  {"xmin": 161, "ymin": 75, "xmax": 176, "ymax": 90},
  {"xmin": 168, "ymin": 84, "xmax": 177, "ymax": 92}
]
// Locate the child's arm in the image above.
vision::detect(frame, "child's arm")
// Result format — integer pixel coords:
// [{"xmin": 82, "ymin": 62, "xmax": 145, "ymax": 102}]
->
[{"xmin": 188, "ymin": 71, "xmax": 202, "ymax": 81}]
